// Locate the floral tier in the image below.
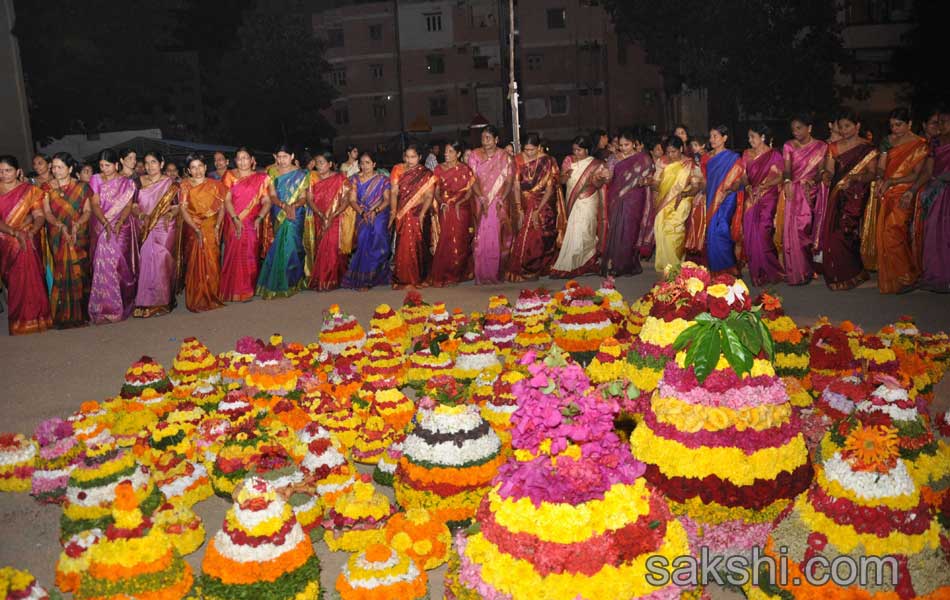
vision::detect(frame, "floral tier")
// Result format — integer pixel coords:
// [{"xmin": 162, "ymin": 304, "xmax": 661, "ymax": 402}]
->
[
  {"xmin": 169, "ymin": 337, "xmax": 219, "ymax": 386},
  {"xmin": 31, "ymin": 418, "xmax": 82, "ymax": 504},
  {"xmin": 758, "ymin": 292, "xmax": 811, "ymax": 407},
  {"xmin": 336, "ymin": 543, "xmax": 427, "ymax": 600},
  {"xmin": 320, "ymin": 304, "xmax": 366, "ymax": 356},
  {"xmin": 551, "ymin": 286, "xmax": 616, "ymax": 365},
  {"xmin": 120, "ymin": 355, "xmax": 173, "ymax": 399},
  {"xmin": 0, "ymin": 433, "xmax": 36, "ymax": 493}
]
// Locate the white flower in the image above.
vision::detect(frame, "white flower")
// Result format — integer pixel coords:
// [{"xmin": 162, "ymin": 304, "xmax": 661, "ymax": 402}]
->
[
  {"xmin": 823, "ymin": 452, "xmax": 915, "ymax": 500},
  {"xmin": 214, "ymin": 519, "xmax": 305, "ymax": 562}
]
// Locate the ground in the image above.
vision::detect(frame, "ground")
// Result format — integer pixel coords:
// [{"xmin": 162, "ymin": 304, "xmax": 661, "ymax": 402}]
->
[{"xmin": 1, "ymin": 270, "xmax": 948, "ymax": 598}]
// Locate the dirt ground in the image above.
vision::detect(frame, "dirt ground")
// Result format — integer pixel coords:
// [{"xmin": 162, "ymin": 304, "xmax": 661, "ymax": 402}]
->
[{"xmin": 1, "ymin": 269, "xmax": 948, "ymax": 598}]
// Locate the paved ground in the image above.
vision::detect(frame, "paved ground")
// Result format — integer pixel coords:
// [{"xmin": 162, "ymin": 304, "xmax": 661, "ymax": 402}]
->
[{"xmin": 1, "ymin": 267, "xmax": 949, "ymax": 597}]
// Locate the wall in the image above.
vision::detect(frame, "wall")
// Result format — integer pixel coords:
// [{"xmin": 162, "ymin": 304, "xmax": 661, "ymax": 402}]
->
[{"xmin": 0, "ymin": 0, "xmax": 33, "ymax": 165}]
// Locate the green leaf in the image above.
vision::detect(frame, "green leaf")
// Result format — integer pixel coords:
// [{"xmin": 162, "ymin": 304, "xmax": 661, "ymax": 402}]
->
[
  {"xmin": 733, "ymin": 314, "xmax": 762, "ymax": 356},
  {"xmin": 673, "ymin": 322, "xmax": 703, "ymax": 351},
  {"xmin": 648, "ymin": 519, "xmax": 661, "ymax": 529},
  {"xmin": 429, "ymin": 339, "xmax": 441, "ymax": 357},
  {"xmin": 626, "ymin": 383, "xmax": 640, "ymax": 399},
  {"xmin": 693, "ymin": 328, "xmax": 721, "ymax": 382},
  {"xmin": 720, "ymin": 324, "xmax": 753, "ymax": 375},
  {"xmin": 756, "ymin": 316, "xmax": 775, "ymax": 360},
  {"xmin": 694, "ymin": 312, "xmax": 717, "ymax": 323}
]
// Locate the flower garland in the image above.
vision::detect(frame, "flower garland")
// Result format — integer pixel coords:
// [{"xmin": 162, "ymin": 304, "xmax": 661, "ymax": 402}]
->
[{"xmin": 336, "ymin": 544, "xmax": 427, "ymax": 600}]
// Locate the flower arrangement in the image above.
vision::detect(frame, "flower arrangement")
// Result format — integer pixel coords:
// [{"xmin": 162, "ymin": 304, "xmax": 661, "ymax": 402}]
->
[
  {"xmin": 168, "ymin": 336, "xmax": 219, "ymax": 385},
  {"xmin": 336, "ymin": 543, "xmax": 428, "ymax": 600},
  {"xmin": 120, "ymin": 355, "xmax": 173, "ymax": 399},
  {"xmin": 361, "ymin": 388, "xmax": 414, "ymax": 432},
  {"xmin": 320, "ymin": 304, "xmax": 367, "ymax": 356},
  {"xmin": 483, "ymin": 296, "xmax": 517, "ymax": 355},
  {"xmin": 57, "ymin": 529, "xmax": 103, "ymax": 593},
  {"xmin": 373, "ymin": 441, "xmax": 403, "ymax": 487},
  {"xmin": 551, "ymin": 286, "xmax": 617, "ymax": 365},
  {"xmin": 512, "ymin": 313, "xmax": 551, "ymax": 354},
  {"xmin": 385, "ymin": 507, "xmax": 453, "ymax": 570},
  {"xmin": 359, "ymin": 341, "xmax": 406, "ymax": 391},
  {"xmin": 512, "ymin": 289, "xmax": 548, "ymax": 331},
  {"xmin": 31, "ymin": 417, "xmax": 83, "ymax": 504},
  {"xmin": 453, "ymin": 330, "xmax": 502, "ymax": 385},
  {"xmin": 370, "ymin": 303, "xmax": 410, "ymax": 353},
  {"xmin": 757, "ymin": 292, "xmax": 812, "ymax": 406},
  {"xmin": 150, "ymin": 452, "xmax": 213, "ymax": 508},
  {"xmin": 299, "ymin": 435, "xmax": 357, "ymax": 503},
  {"xmin": 323, "ymin": 480, "xmax": 395, "ymax": 552},
  {"xmin": 585, "ymin": 337, "xmax": 627, "ymax": 385},
  {"xmin": 808, "ymin": 320, "xmax": 860, "ymax": 396},
  {"xmin": 244, "ymin": 345, "xmax": 300, "ymax": 396},
  {"xmin": 311, "ymin": 388, "xmax": 362, "ymax": 451},
  {"xmin": 480, "ymin": 369, "xmax": 526, "ymax": 449},
  {"xmin": 0, "ymin": 433, "xmax": 36, "ymax": 493},
  {"xmin": 153, "ymin": 500, "xmax": 206, "ymax": 557},
  {"xmin": 400, "ymin": 291, "xmax": 432, "ymax": 343},
  {"xmin": 405, "ymin": 346, "xmax": 455, "ymax": 391},
  {"xmin": 209, "ymin": 420, "xmax": 276, "ymax": 498},
  {"xmin": 0, "ymin": 566, "xmax": 50, "ymax": 600},
  {"xmin": 351, "ymin": 412, "xmax": 401, "ymax": 465},
  {"xmin": 200, "ymin": 477, "xmax": 322, "ymax": 600},
  {"xmin": 75, "ymin": 481, "xmax": 194, "ymax": 600},
  {"xmin": 424, "ymin": 302, "xmax": 454, "ymax": 339}
]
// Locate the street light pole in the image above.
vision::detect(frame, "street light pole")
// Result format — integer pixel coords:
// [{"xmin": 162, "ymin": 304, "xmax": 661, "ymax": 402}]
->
[{"xmin": 508, "ymin": 0, "xmax": 521, "ymax": 152}]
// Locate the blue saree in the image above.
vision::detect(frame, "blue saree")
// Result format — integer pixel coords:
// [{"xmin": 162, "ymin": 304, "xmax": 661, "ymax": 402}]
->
[
  {"xmin": 704, "ymin": 150, "xmax": 743, "ymax": 273},
  {"xmin": 256, "ymin": 168, "xmax": 309, "ymax": 298},
  {"xmin": 342, "ymin": 174, "xmax": 391, "ymax": 289}
]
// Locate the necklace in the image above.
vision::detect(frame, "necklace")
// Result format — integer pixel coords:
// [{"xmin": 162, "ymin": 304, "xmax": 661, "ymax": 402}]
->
[{"xmin": 521, "ymin": 154, "xmax": 540, "ymax": 181}]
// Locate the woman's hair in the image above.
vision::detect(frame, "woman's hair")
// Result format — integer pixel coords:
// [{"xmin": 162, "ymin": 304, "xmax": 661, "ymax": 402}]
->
[
  {"xmin": 143, "ymin": 150, "xmax": 165, "ymax": 164},
  {"xmin": 590, "ymin": 128, "xmax": 607, "ymax": 140},
  {"xmin": 345, "ymin": 144, "xmax": 358, "ymax": 153},
  {"xmin": 483, "ymin": 125, "xmax": 500, "ymax": 138},
  {"xmin": 446, "ymin": 140, "xmax": 465, "ymax": 155},
  {"xmin": 836, "ymin": 109, "xmax": 861, "ymax": 125},
  {"xmin": 710, "ymin": 125, "xmax": 731, "ymax": 143},
  {"xmin": 665, "ymin": 136, "xmax": 685, "ymax": 151},
  {"xmin": 748, "ymin": 122, "xmax": 773, "ymax": 145},
  {"xmin": 674, "ymin": 124, "xmax": 689, "ymax": 135},
  {"xmin": 51, "ymin": 152, "xmax": 77, "ymax": 173},
  {"xmin": 98, "ymin": 148, "xmax": 121, "ymax": 166},
  {"xmin": 118, "ymin": 147, "xmax": 136, "ymax": 160},
  {"xmin": 213, "ymin": 150, "xmax": 227, "ymax": 159},
  {"xmin": 0, "ymin": 154, "xmax": 19, "ymax": 170},
  {"xmin": 164, "ymin": 161, "xmax": 179, "ymax": 172},
  {"xmin": 33, "ymin": 153, "xmax": 51, "ymax": 163},
  {"xmin": 521, "ymin": 132, "xmax": 542, "ymax": 147},
  {"xmin": 688, "ymin": 136, "xmax": 706, "ymax": 147},
  {"xmin": 273, "ymin": 143, "xmax": 295, "ymax": 155},
  {"xmin": 358, "ymin": 150, "xmax": 377, "ymax": 165},
  {"xmin": 404, "ymin": 143, "xmax": 423, "ymax": 156},
  {"xmin": 313, "ymin": 149, "xmax": 334, "ymax": 163},
  {"xmin": 888, "ymin": 107, "xmax": 912, "ymax": 122},
  {"xmin": 185, "ymin": 152, "xmax": 208, "ymax": 169},
  {"xmin": 790, "ymin": 113, "xmax": 814, "ymax": 127},
  {"xmin": 572, "ymin": 135, "xmax": 593, "ymax": 152},
  {"xmin": 618, "ymin": 128, "xmax": 640, "ymax": 144},
  {"xmin": 234, "ymin": 146, "xmax": 253, "ymax": 158}
]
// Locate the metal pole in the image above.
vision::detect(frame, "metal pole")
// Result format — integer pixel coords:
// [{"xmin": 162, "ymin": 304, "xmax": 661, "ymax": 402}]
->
[
  {"xmin": 508, "ymin": 0, "xmax": 521, "ymax": 152},
  {"xmin": 393, "ymin": 0, "xmax": 406, "ymax": 151}
]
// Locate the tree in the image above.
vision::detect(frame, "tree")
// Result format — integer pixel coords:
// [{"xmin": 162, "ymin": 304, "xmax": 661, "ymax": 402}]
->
[{"xmin": 602, "ymin": 1, "xmax": 846, "ymax": 128}]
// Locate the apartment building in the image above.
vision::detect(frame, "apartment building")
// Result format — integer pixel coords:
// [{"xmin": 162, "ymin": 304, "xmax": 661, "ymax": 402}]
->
[{"xmin": 314, "ymin": 0, "xmax": 666, "ymax": 155}]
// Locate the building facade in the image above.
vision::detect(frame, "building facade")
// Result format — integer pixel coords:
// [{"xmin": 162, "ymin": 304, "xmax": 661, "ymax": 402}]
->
[{"xmin": 0, "ymin": 0, "xmax": 32, "ymax": 166}]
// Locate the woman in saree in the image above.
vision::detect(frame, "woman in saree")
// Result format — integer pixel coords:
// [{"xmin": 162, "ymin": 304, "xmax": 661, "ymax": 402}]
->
[
  {"xmin": 782, "ymin": 115, "xmax": 827, "ymax": 285},
  {"xmin": 918, "ymin": 109, "xmax": 950, "ymax": 292},
  {"xmin": 467, "ymin": 125, "xmax": 515, "ymax": 284},
  {"xmin": 551, "ymin": 135, "xmax": 610, "ymax": 277},
  {"xmin": 208, "ymin": 151, "xmax": 230, "ymax": 181},
  {"xmin": 342, "ymin": 152, "xmax": 392, "ymax": 289},
  {"xmin": 875, "ymin": 107, "xmax": 930, "ymax": 294},
  {"xmin": 29, "ymin": 153, "xmax": 52, "ymax": 187},
  {"xmin": 506, "ymin": 133, "xmax": 560, "ymax": 282},
  {"xmin": 220, "ymin": 147, "xmax": 270, "ymax": 302},
  {"xmin": 87, "ymin": 149, "xmax": 138, "ymax": 324},
  {"xmin": 179, "ymin": 153, "xmax": 225, "ymax": 312},
  {"xmin": 741, "ymin": 123, "xmax": 785, "ymax": 286},
  {"xmin": 42, "ymin": 152, "xmax": 92, "ymax": 328},
  {"xmin": 257, "ymin": 145, "xmax": 310, "ymax": 299},
  {"xmin": 430, "ymin": 140, "xmax": 476, "ymax": 286},
  {"xmin": 308, "ymin": 151, "xmax": 351, "ymax": 291},
  {"xmin": 392, "ymin": 144, "xmax": 435, "ymax": 288},
  {"xmin": 702, "ymin": 126, "xmax": 745, "ymax": 274},
  {"xmin": 340, "ymin": 145, "xmax": 360, "ymax": 178},
  {"xmin": 817, "ymin": 111, "xmax": 877, "ymax": 291},
  {"xmin": 653, "ymin": 137, "xmax": 702, "ymax": 273},
  {"xmin": 602, "ymin": 129, "xmax": 653, "ymax": 276},
  {"xmin": 0, "ymin": 155, "xmax": 52, "ymax": 335},
  {"xmin": 132, "ymin": 151, "xmax": 180, "ymax": 318},
  {"xmin": 118, "ymin": 148, "xmax": 137, "ymax": 179}
]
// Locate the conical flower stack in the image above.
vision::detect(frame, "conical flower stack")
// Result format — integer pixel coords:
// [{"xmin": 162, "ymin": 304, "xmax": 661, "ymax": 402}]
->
[
  {"xmin": 169, "ymin": 337, "xmax": 219, "ymax": 386},
  {"xmin": 757, "ymin": 292, "xmax": 812, "ymax": 406}
]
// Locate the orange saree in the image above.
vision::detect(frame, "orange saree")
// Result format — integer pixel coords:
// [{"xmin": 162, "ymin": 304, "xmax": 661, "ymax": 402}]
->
[{"xmin": 181, "ymin": 179, "xmax": 225, "ymax": 312}]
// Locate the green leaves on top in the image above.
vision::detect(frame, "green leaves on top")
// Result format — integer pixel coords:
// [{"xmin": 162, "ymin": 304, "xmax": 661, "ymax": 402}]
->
[{"xmin": 672, "ymin": 310, "xmax": 775, "ymax": 383}]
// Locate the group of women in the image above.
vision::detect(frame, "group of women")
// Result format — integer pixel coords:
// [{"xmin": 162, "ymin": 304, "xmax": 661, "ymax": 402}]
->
[{"xmin": 2, "ymin": 106, "xmax": 949, "ymax": 336}]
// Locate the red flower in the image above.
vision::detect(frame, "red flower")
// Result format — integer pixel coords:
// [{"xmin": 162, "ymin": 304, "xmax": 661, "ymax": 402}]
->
[{"xmin": 708, "ymin": 295, "xmax": 732, "ymax": 319}]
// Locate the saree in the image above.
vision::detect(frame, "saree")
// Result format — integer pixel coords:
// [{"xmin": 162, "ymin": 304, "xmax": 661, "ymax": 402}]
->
[
  {"xmin": 88, "ymin": 175, "xmax": 138, "ymax": 324},
  {"xmin": 876, "ymin": 136, "xmax": 930, "ymax": 293},
  {"xmin": 742, "ymin": 148, "xmax": 785, "ymax": 286},
  {"xmin": 919, "ymin": 140, "xmax": 950, "ymax": 292},
  {"xmin": 342, "ymin": 174, "xmax": 391, "ymax": 289},
  {"xmin": 468, "ymin": 149, "xmax": 513, "ymax": 284},
  {"xmin": 429, "ymin": 162, "xmax": 475, "ymax": 286},
  {"xmin": 782, "ymin": 139, "xmax": 827, "ymax": 284},
  {"xmin": 818, "ymin": 142, "xmax": 877, "ymax": 290},
  {"xmin": 704, "ymin": 150, "xmax": 744, "ymax": 274},
  {"xmin": 0, "ymin": 183, "xmax": 52, "ymax": 335},
  {"xmin": 392, "ymin": 165, "xmax": 435, "ymax": 287},
  {"xmin": 44, "ymin": 180, "xmax": 91, "ymax": 328},
  {"xmin": 602, "ymin": 152, "xmax": 652, "ymax": 276},
  {"xmin": 506, "ymin": 154, "xmax": 560, "ymax": 281},
  {"xmin": 134, "ymin": 177, "xmax": 179, "ymax": 317},
  {"xmin": 181, "ymin": 179, "xmax": 225, "ymax": 312},
  {"xmin": 653, "ymin": 160, "xmax": 696, "ymax": 273},
  {"xmin": 551, "ymin": 156, "xmax": 606, "ymax": 277},
  {"xmin": 309, "ymin": 172, "xmax": 350, "ymax": 291},
  {"xmin": 220, "ymin": 170, "xmax": 268, "ymax": 302},
  {"xmin": 257, "ymin": 168, "xmax": 309, "ymax": 298}
]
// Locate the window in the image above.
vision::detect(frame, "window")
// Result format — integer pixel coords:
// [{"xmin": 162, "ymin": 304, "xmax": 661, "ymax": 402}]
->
[
  {"xmin": 326, "ymin": 28, "xmax": 344, "ymax": 48},
  {"xmin": 546, "ymin": 8, "xmax": 566, "ymax": 29},
  {"xmin": 851, "ymin": 48, "xmax": 899, "ymax": 82},
  {"xmin": 335, "ymin": 106, "xmax": 349, "ymax": 125},
  {"xmin": 370, "ymin": 63, "xmax": 383, "ymax": 79},
  {"xmin": 424, "ymin": 12, "xmax": 443, "ymax": 32},
  {"xmin": 330, "ymin": 67, "xmax": 346, "ymax": 87},
  {"xmin": 473, "ymin": 56, "xmax": 489, "ymax": 69},
  {"xmin": 845, "ymin": 0, "xmax": 912, "ymax": 25},
  {"xmin": 369, "ymin": 24, "xmax": 382, "ymax": 40},
  {"xmin": 426, "ymin": 54, "xmax": 445, "ymax": 75},
  {"xmin": 527, "ymin": 54, "xmax": 543, "ymax": 71},
  {"xmin": 429, "ymin": 96, "xmax": 448, "ymax": 117},
  {"xmin": 373, "ymin": 102, "xmax": 387, "ymax": 119},
  {"xmin": 549, "ymin": 95, "xmax": 568, "ymax": 116}
]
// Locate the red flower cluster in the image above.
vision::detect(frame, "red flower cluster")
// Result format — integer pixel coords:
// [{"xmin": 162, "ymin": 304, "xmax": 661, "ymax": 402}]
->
[
  {"xmin": 643, "ymin": 462, "xmax": 813, "ymax": 510},
  {"xmin": 808, "ymin": 485, "xmax": 931, "ymax": 536}
]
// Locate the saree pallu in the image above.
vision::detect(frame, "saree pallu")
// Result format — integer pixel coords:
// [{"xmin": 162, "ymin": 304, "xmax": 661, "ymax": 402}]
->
[
  {"xmin": 342, "ymin": 174, "xmax": 392, "ymax": 289},
  {"xmin": 257, "ymin": 169, "xmax": 309, "ymax": 299},
  {"xmin": 220, "ymin": 171, "xmax": 267, "ymax": 302},
  {"xmin": 818, "ymin": 143, "xmax": 877, "ymax": 291},
  {"xmin": 506, "ymin": 155, "xmax": 560, "ymax": 281},
  {"xmin": 919, "ymin": 142, "xmax": 950, "ymax": 292},
  {"xmin": 88, "ymin": 175, "xmax": 138, "ymax": 324},
  {"xmin": 430, "ymin": 162, "xmax": 475, "ymax": 286},
  {"xmin": 393, "ymin": 166, "xmax": 435, "ymax": 287},
  {"xmin": 781, "ymin": 140, "xmax": 827, "ymax": 284},
  {"xmin": 653, "ymin": 160, "xmax": 695, "ymax": 273},
  {"xmin": 602, "ymin": 152, "xmax": 652, "ymax": 276},
  {"xmin": 742, "ymin": 149, "xmax": 785, "ymax": 286},
  {"xmin": 45, "ymin": 181, "xmax": 91, "ymax": 328},
  {"xmin": 551, "ymin": 157, "xmax": 606, "ymax": 277},
  {"xmin": 638, "ymin": 187, "xmax": 657, "ymax": 258},
  {"xmin": 134, "ymin": 177, "xmax": 180, "ymax": 317},
  {"xmin": 0, "ymin": 183, "xmax": 52, "ymax": 335},
  {"xmin": 468, "ymin": 149, "xmax": 513, "ymax": 284},
  {"xmin": 876, "ymin": 137, "xmax": 930, "ymax": 293},
  {"xmin": 181, "ymin": 179, "xmax": 225, "ymax": 312},
  {"xmin": 309, "ymin": 172, "xmax": 350, "ymax": 291},
  {"xmin": 704, "ymin": 150, "xmax": 744, "ymax": 274}
]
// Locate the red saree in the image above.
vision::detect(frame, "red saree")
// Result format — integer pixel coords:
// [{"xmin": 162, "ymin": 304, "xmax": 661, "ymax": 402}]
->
[
  {"xmin": 219, "ymin": 170, "xmax": 268, "ymax": 302},
  {"xmin": 506, "ymin": 154, "xmax": 560, "ymax": 281},
  {"xmin": 392, "ymin": 165, "xmax": 435, "ymax": 288},
  {"xmin": 876, "ymin": 136, "xmax": 930, "ymax": 293},
  {"xmin": 0, "ymin": 183, "xmax": 52, "ymax": 335},
  {"xmin": 309, "ymin": 172, "xmax": 350, "ymax": 291},
  {"xmin": 181, "ymin": 179, "xmax": 225, "ymax": 312},
  {"xmin": 429, "ymin": 162, "xmax": 475, "ymax": 286}
]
